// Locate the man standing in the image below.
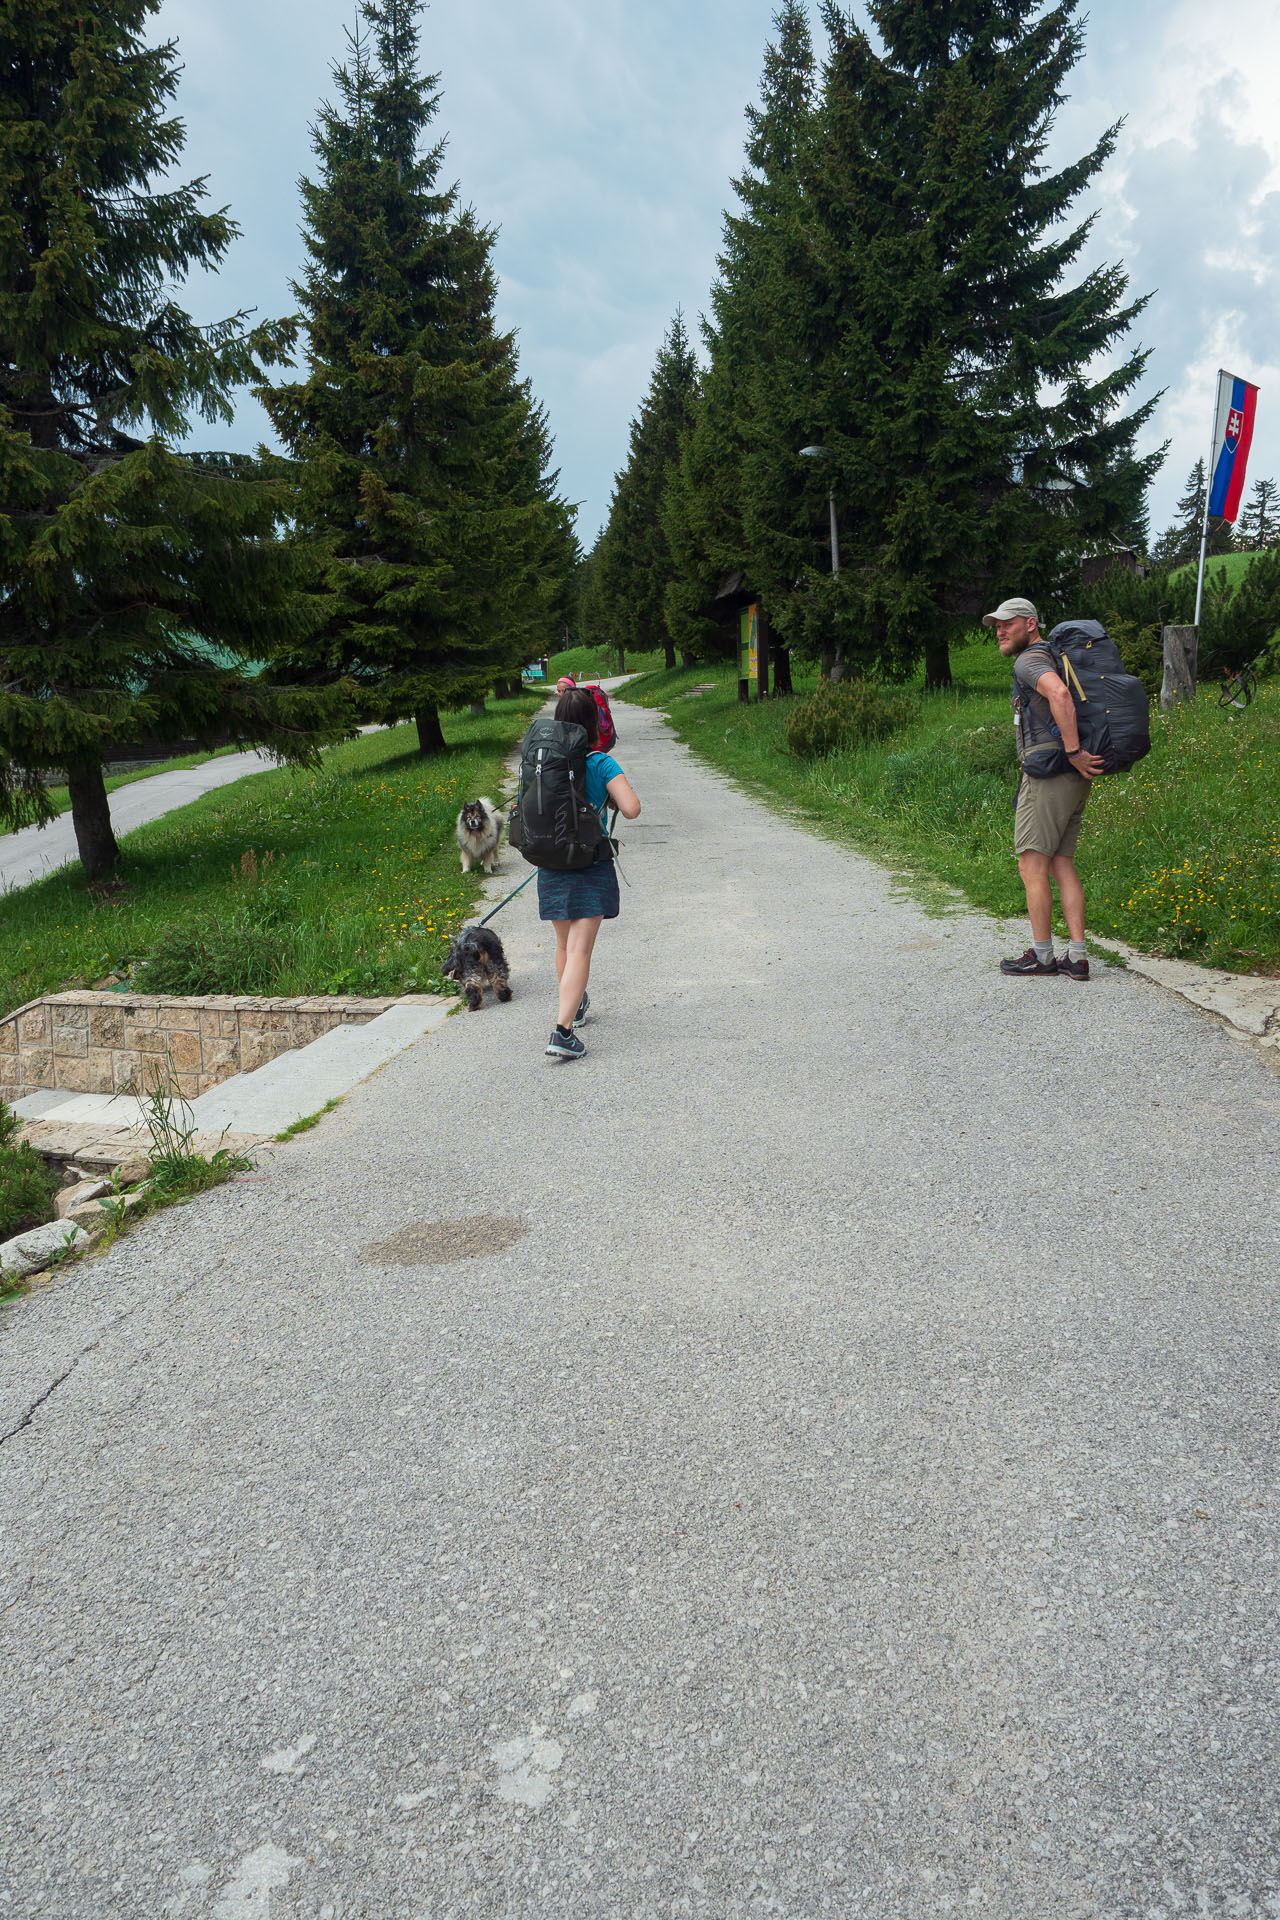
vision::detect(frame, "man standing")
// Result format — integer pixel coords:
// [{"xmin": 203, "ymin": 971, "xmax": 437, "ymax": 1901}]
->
[{"xmin": 985, "ymin": 596, "xmax": 1104, "ymax": 981}]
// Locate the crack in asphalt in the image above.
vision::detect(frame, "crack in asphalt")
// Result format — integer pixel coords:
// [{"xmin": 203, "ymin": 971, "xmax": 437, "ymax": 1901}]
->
[{"xmin": 0, "ymin": 1356, "xmax": 83, "ymax": 1447}]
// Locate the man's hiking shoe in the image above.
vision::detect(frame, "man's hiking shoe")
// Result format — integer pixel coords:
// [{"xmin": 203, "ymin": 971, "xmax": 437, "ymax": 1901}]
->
[
  {"xmin": 999, "ymin": 948, "xmax": 1059, "ymax": 977},
  {"xmin": 573, "ymin": 990, "xmax": 590, "ymax": 1028},
  {"xmin": 1058, "ymin": 953, "xmax": 1090, "ymax": 981},
  {"xmin": 546, "ymin": 1026, "xmax": 585, "ymax": 1060}
]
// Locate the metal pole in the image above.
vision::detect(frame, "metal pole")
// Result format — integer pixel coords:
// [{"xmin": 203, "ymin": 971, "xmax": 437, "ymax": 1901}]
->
[
  {"xmin": 828, "ymin": 488, "xmax": 840, "ymax": 575},
  {"xmin": 1193, "ymin": 375, "xmax": 1220, "ymax": 628}
]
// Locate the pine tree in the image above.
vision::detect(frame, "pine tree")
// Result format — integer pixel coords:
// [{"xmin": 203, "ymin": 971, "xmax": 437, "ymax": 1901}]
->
[
  {"xmin": 591, "ymin": 314, "xmax": 699, "ymax": 670},
  {"xmin": 663, "ymin": 3, "xmax": 818, "ymax": 685},
  {"xmin": 0, "ymin": 0, "xmax": 346, "ymax": 876},
  {"xmin": 1238, "ymin": 476, "xmax": 1278, "ymax": 551},
  {"xmin": 1151, "ymin": 460, "xmax": 1232, "ymax": 567},
  {"xmin": 260, "ymin": 1, "xmax": 571, "ymax": 755},
  {"xmin": 768, "ymin": 0, "xmax": 1163, "ymax": 688}
]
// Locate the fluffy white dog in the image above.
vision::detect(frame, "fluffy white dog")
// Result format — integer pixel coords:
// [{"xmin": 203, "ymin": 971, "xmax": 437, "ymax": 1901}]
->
[{"xmin": 455, "ymin": 797, "xmax": 506, "ymax": 874}]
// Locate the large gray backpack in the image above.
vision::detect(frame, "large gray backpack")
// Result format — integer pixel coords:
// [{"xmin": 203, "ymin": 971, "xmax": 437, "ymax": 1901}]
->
[
  {"xmin": 1016, "ymin": 619, "xmax": 1151, "ymax": 779},
  {"xmin": 508, "ymin": 718, "xmax": 603, "ymax": 870}
]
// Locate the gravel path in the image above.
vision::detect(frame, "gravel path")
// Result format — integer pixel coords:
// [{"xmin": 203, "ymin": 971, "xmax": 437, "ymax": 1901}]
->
[{"xmin": 2, "ymin": 699, "xmax": 1278, "ymax": 1919}]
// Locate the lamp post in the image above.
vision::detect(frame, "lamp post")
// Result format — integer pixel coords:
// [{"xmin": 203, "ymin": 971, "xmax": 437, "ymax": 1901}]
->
[
  {"xmin": 799, "ymin": 444, "xmax": 840, "ymax": 573},
  {"xmin": 800, "ymin": 443, "xmax": 843, "ymax": 679}
]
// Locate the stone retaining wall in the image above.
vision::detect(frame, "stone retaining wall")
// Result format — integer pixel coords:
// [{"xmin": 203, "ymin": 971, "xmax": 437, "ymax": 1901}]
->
[{"xmin": 0, "ymin": 992, "xmax": 396, "ymax": 1101}]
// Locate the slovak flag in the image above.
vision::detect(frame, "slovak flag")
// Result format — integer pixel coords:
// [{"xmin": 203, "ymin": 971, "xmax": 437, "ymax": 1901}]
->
[{"xmin": 1207, "ymin": 369, "xmax": 1259, "ymax": 522}]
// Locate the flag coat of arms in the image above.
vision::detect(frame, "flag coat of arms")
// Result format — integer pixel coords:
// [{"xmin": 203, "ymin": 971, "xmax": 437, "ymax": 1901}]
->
[{"xmin": 1207, "ymin": 370, "xmax": 1259, "ymax": 522}]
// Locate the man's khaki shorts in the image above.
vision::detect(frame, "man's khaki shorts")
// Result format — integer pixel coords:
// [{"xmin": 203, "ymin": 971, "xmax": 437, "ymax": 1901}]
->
[{"xmin": 1013, "ymin": 769, "xmax": 1091, "ymax": 858}]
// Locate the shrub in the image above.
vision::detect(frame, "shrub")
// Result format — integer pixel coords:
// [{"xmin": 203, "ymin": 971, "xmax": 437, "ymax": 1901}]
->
[
  {"xmin": 1099, "ymin": 617, "xmax": 1163, "ymax": 698},
  {"xmin": 133, "ymin": 907, "xmax": 292, "ymax": 996},
  {"xmin": 0, "ymin": 1102, "xmax": 60, "ymax": 1241},
  {"xmin": 954, "ymin": 724, "xmax": 1018, "ymax": 775},
  {"xmin": 785, "ymin": 679, "xmax": 916, "ymax": 758}
]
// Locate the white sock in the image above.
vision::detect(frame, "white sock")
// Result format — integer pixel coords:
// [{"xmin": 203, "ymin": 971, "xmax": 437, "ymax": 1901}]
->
[
  {"xmin": 1069, "ymin": 940, "xmax": 1086, "ymax": 961},
  {"xmin": 1033, "ymin": 940, "xmax": 1054, "ymax": 964}
]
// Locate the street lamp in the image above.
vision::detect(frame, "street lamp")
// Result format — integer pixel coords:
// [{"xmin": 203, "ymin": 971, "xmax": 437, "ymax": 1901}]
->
[{"xmin": 799, "ymin": 444, "xmax": 840, "ymax": 574}]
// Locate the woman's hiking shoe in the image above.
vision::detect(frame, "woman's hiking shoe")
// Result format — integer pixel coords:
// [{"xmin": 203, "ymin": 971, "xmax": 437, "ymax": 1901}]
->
[
  {"xmin": 573, "ymin": 991, "xmax": 590, "ymax": 1028},
  {"xmin": 1058, "ymin": 953, "xmax": 1090, "ymax": 981},
  {"xmin": 999, "ymin": 948, "xmax": 1059, "ymax": 976},
  {"xmin": 546, "ymin": 1025, "xmax": 585, "ymax": 1060}
]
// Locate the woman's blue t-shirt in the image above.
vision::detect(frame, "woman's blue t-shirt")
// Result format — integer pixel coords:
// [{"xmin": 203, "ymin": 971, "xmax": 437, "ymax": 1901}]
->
[{"xmin": 586, "ymin": 751, "xmax": 623, "ymax": 830}]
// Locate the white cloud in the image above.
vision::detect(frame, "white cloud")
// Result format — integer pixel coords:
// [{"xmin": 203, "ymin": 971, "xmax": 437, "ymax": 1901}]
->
[{"xmin": 150, "ymin": 0, "xmax": 1280, "ymax": 549}]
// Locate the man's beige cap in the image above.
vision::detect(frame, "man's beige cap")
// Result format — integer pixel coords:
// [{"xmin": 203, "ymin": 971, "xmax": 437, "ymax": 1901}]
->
[{"xmin": 982, "ymin": 597, "xmax": 1039, "ymax": 627}]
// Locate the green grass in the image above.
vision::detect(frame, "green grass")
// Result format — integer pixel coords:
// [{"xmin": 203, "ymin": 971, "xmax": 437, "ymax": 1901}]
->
[
  {"xmin": 618, "ymin": 644, "xmax": 1280, "ymax": 973},
  {"xmin": 3, "ymin": 744, "xmax": 241, "ymax": 838},
  {"xmin": 1172, "ymin": 550, "xmax": 1264, "ymax": 589},
  {"xmin": 542, "ymin": 642, "xmax": 670, "ymax": 683},
  {"xmin": 0, "ymin": 696, "xmax": 541, "ymax": 1018},
  {"xmin": 275, "ymin": 1098, "xmax": 343, "ymax": 1141}
]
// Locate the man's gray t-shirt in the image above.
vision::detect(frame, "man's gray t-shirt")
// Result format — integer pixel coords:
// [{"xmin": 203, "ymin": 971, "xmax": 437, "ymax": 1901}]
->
[{"xmin": 1012, "ymin": 643, "xmax": 1058, "ymax": 766}]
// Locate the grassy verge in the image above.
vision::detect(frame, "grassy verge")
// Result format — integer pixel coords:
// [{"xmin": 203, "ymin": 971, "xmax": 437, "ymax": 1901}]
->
[
  {"xmin": 542, "ymin": 643, "xmax": 670, "ymax": 683},
  {"xmin": 0, "ymin": 695, "xmax": 541, "ymax": 1018},
  {"xmin": 3, "ymin": 744, "xmax": 242, "ymax": 837},
  {"xmin": 618, "ymin": 644, "xmax": 1280, "ymax": 973}
]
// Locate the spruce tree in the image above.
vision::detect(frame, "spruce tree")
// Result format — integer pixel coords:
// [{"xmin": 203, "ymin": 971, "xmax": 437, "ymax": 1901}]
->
[
  {"xmin": 770, "ymin": 0, "xmax": 1164, "ymax": 687},
  {"xmin": 1151, "ymin": 460, "xmax": 1232, "ymax": 567},
  {"xmin": 663, "ymin": 4, "xmax": 817, "ymax": 685},
  {"xmin": 592, "ymin": 315, "xmax": 698, "ymax": 670},
  {"xmin": 261, "ymin": 1, "xmax": 571, "ymax": 754},
  {"xmin": 0, "ymin": 0, "xmax": 347, "ymax": 877},
  {"xmin": 1238, "ymin": 476, "xmax": 1277, "ymax": 551}
]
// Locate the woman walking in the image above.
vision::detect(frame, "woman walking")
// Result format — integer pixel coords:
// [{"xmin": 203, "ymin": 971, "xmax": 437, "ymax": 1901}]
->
[{"xmin": 540, "ymin": 686, "xmax": 640, "ymax": 1060}]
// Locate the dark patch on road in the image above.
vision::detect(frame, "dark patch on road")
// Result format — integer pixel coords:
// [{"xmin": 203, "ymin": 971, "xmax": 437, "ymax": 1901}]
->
[{"xmin": 359, "ymin": 1216, "xmax": 528, "ymax": 1266}]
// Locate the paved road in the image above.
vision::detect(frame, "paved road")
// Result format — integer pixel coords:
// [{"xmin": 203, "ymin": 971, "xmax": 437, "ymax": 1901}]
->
[
  {"xmin": 0, "ymin": 751, "xmax": 284, "ymax": 894},
  {"xmin": 2, "ymin": 700, "xmax": 1278, "ymax": 1919}
]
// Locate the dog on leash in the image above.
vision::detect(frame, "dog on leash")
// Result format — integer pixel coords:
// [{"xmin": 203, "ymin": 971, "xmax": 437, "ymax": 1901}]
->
[
  {"xmin": 455, "ymin": 797, "xmax": 506, "ymax": 874},
  {"xmin": 440, "ymin": 924, "xmax": 512, "ymax": 1011}
]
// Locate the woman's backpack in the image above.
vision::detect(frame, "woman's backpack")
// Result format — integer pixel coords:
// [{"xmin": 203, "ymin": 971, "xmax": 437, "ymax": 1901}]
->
[
  {"xmin": 587, "ymin": 684, "xmax": 617, "ymax": 753},
  {"xmin": 508, "ymin": 718, "xmax": 603, "ymax": 870},
  {"xmin": 1018, "ymin": 619, "xmax": 1151, "ymax": 779}
]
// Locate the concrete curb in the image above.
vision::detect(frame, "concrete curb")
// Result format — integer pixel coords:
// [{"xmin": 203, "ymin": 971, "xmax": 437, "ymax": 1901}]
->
[{"xmin": 1091, "ymin": 936, "xmax": 1280, "ymax": 1054}]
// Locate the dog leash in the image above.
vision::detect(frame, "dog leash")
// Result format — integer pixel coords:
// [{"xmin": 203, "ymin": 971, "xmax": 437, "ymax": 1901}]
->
[{"xmin": 477, "ymin": 870, "xmax": 537, "ymax": 928}]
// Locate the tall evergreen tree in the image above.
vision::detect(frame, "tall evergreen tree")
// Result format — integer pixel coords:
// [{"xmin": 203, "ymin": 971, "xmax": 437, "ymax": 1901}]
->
[
  {"xmin": 591, "ymin": 314, "xmax": 698, "ymax": 670},
  {"xmin": 261, "ymin": 0, "xmax": 573, "ymax": 754},
  {"xmin": 1238, "ymin": 476, "xmax": 1278, "ymax": 551},
  {"xmin": 0, "ymin": 0, "xmax": 345, "ymax": 876},
  {"xmin": 762, "ymin": 0, "xmax": 1164, "ymax": 688},
  {"xmin": 663, "ymin": 3, "xmax": 818, "ymax": 683},
  {"xmin": 1150, "ymin": 459, "xmax": 1232, "ymax": 567}
]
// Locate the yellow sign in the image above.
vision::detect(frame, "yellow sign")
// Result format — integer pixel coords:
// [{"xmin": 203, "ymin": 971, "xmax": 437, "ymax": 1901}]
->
[{"xmin": 740, "ymin": 602, "xmax": 759, "ymax": 679}]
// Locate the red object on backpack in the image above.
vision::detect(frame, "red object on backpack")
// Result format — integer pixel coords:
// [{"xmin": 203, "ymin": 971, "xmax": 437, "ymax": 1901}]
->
[{"xmin": 586, "ymin": 684, "xmax": 616, "ymax": 753}]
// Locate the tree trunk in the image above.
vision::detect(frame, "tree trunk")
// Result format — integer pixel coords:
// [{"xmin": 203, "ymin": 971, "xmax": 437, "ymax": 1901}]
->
[
  {"xmin": 824, "ymin": 644, "xmax": 846, "ymax": 684},
  {"xmin": 616, "ymin": 647, "xmax": 625, "ymax": 676},
  {"xmin": 415, "ymin": 705, "xmax": 447, "ymax": 755},
  {"xmin": 67, "ymin": 761, "xmax": 120, "ymax": 879},
  {"xmin": 1160, "ymin": 625, "xmax": 1198, "ymax": 709},
  {"xmin": 469, "ymin": 699, "xmax": 486, "ymax": 717},
  {"xmin": 664, "ymin": 641, "xmax": 677, "ymax": 670},
  {"xmin": 680, "ymin": 650, "xmax": 695, "ymax": 669},
  {"xmin": 923, "ymin": 642, "xmax": 952, "ymax": 691},
  {"xmin": 773, "ymin": 645, "xmax": 794, "ymax": 695}
]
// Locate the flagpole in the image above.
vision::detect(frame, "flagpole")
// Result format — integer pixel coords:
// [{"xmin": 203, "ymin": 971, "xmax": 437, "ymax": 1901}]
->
[{"xmin": 1193, "ymin": 372, "xmax": 1221, "ymax": 629}]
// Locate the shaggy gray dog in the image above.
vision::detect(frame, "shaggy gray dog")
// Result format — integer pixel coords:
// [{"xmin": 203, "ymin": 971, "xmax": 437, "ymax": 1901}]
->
[
  {"xmin": 455, "ymin": 796, "xmax": 506, "ymax": 874},
  {"xmin": 441, "ymin": 924, "xmax": 512, "ymax": 1011}
]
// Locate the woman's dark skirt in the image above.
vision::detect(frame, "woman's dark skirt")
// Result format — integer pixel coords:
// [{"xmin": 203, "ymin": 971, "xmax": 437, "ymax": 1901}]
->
[{"xmin": 537, "ymin": 859, "xmax": 620, "ymax": 921}]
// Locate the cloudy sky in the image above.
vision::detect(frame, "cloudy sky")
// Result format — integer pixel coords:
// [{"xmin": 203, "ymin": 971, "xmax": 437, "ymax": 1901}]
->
[{"xmin": 155, "ymin": 0, "xmax": 1280, "ymax": 546}]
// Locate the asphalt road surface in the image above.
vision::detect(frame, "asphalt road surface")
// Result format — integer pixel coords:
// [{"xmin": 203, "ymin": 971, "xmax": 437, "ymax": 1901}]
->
[
  {"xmin": 1, "ymin": 751, "xmax": 285, "ymax": 895},
  {"xmin": 2, "ymin": 699, "xmax": 1277, "ymax": 1919}
]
